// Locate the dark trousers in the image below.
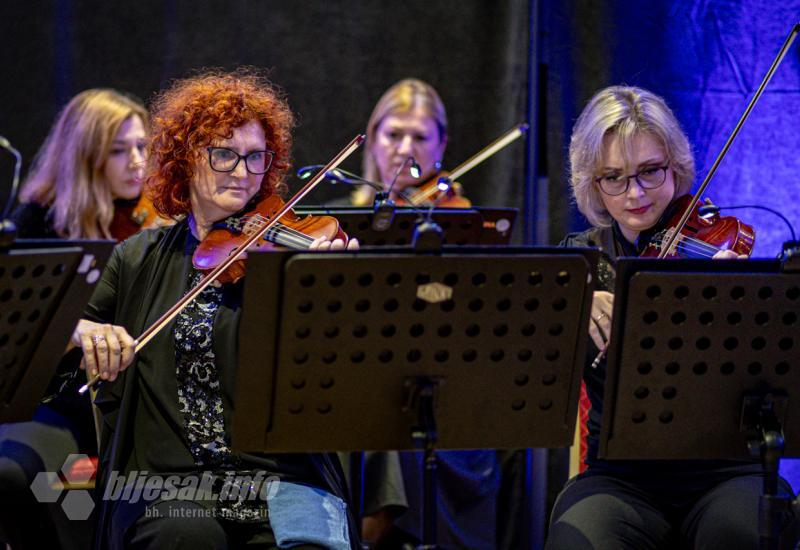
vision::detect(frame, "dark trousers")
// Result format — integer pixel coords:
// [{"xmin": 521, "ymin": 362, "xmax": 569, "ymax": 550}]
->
[
  {"xmin": 0, "ymin": 405, "xmax": 92, "ymax": 550},
  {"xmin": 546, "ymin": 472, "xmax": 796, "ymax": 550}
]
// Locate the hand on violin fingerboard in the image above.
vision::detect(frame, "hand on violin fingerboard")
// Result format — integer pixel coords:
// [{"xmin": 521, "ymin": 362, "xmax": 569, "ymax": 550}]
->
[{"xmin": 309, "ymin": 236, "xmax": 360, "ymax": 251}]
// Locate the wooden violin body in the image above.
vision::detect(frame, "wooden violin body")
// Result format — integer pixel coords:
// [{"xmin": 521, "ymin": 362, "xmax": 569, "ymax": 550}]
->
[
  {"xmin": 641, "ymin": 195, "xmax": 755, "ymax": 258},
  {"xmin": 109, "ymin": 194, "xmax": 164, "ymax": 241},
  {"xmin": 396, "ymin": 171, "xmax": 472, "ymax": 208},
  {"xmin": 193, "ymin": 194, "xmax": 347, "ymax": 283}
]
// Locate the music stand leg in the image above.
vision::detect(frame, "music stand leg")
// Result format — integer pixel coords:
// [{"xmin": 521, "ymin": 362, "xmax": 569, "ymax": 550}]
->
[
  {"xmin": 349, "ymin": 451, "xmax": 364, "ymax": 523},
  {"xmin": 406, "ymin": 377, "xmax": 441, "ymax": 550}
]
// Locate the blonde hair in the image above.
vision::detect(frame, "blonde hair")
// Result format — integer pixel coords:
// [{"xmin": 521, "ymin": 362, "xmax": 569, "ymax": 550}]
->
[
  {"xmin": 352, "ymin": 79, "xmax": 447, "ymax": 206},
  {"xmin": 20, "ymin": 89, "xmax": 148, "ymax": 238},
  {"xmin": 569, "ymin": 86, "xmax": 695, "ymax": 227}
]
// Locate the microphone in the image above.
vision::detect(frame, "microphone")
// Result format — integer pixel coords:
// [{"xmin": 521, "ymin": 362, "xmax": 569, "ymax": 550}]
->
[
  {"xmin": 296, "ymin": 165, "xmax": 384, "ymax": 190},
  {"xmin": 296, "ymin": 164, "xmax": 323, "ymax": 180},
  {"xmin": 372, "ymin": 156, "xmax": 420, "ymax": 232},
  {"xmin": 384, "ymin": 156, "xmax": 420, "ymax": 200},
  {"xmin": 0, "ymin": 135, "xmax": 21, "ymax": 247}
]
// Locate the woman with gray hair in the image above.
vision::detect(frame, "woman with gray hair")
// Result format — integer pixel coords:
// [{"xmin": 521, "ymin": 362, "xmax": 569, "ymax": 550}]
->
[{"xmin": 546, "ymin": 86, "xmax": 795, "ymax": 549}]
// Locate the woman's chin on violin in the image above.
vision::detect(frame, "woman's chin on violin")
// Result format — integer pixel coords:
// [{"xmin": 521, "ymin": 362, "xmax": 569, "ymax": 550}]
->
[
  {"xmin": 595, "ymin": 132, "xmax": 677, "ymax": 244},
  {"xmin": 595, "ymin": 131, "xmax": 747, "ymax": 260},
  {"xmin": 188, "ymin": 120, "xmax": 272, "ymax": 241}
]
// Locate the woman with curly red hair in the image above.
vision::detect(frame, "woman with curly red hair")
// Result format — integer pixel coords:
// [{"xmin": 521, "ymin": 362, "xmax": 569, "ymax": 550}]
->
[{"xmin": 70, "ymin": 70, "xmax": 357, "ymax": 549}]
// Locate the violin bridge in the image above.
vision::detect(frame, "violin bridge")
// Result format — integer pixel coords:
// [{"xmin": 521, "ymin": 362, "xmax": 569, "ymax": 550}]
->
[{"xmin": 242, "ymin": 214, "xmax": 269, "ymax": 236}]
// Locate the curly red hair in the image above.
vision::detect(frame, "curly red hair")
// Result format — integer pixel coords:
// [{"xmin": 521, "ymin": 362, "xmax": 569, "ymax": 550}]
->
[{"xmin": 146, "ymin": 69, "xmax": 294, "ymax": 218}]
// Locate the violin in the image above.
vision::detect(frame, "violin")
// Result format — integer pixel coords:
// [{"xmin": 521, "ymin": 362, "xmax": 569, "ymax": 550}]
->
[
  {"xmin": 109, "ymin": 193, "xmax": 163, "ymax": 241},
  {"xmin": 589, "ymin": 24, "xmax": 799, "ymax": 368},
  {"xmin": 650, "ymin": 24, "xmax": 798, "ymax": 260},
  {"xmin": 396, "ymin": 171, "xmax": 471, "ymax": 208},
  {"xmin": 641, "ymin": 195, "xmax": 755, "ymax": 258},
  {"xmin": 193, "ymin": 193, "xmax": 347, "ymax": 284},
  {"xmin": 80, "ymin": 134, "xmax": 365, "ymax": 394},
  {"xmin": 394, "ymin": 123, "xmax": 528, "ymax": 208}
]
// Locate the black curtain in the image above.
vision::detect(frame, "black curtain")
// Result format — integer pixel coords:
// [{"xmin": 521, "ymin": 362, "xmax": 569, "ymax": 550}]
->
[{"xmin": 0, "ymin": 0, "xmax": 531, "ymax": 241}]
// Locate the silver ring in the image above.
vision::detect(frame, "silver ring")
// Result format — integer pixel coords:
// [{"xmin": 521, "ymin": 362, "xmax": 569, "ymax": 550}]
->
[
  {"xmin": 92, "ymin": 335, "xmax": 105, "ymax": 345},
  {"xmin": 597, "ymin": 312, "xmax": 608, "ymax": 321}
]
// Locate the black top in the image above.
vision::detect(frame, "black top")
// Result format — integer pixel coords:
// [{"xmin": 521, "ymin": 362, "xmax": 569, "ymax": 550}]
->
[
  {"xmin": 561, "ymin": 223, "xmax": 760, "ymax": 490},
  {"xmin": 10, "ymin": 202, "xmax": 58, "ymax": 238},
  {"xmin": 87, "ymin": 220, "xmax": 357, "ymax": 547}
]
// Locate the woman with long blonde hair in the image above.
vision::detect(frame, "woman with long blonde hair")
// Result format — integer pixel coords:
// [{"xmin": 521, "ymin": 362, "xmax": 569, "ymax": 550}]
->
[
  {"xmin": 14, "ymin": 88, "xmax": 149, "ymax": 239},
  {"xmin": 1, "ymin": 88, "xmax": 150, "ymax": 550}
]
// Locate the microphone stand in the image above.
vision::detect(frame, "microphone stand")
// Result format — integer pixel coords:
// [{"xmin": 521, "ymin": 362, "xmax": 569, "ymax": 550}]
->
[
  {"xmin": 0, "ymin": 136, "xmax": 22, "ymax": 247},
  {"xmin": 372, "ymin": 156, "xmax": 420, "ymax": 232},
  {"xmin": 295, "ymin": 165, "xmax": 416, "ymax": 205}
]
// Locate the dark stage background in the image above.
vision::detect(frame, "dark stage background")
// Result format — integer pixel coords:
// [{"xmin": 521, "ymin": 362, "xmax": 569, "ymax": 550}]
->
[
  {"xmin": 0, "ymin": 0, "xmax": 532, "ymax": 239},
  {"xmin": 2, "ymin": 0, "xmax": 800, "ymax": 547},
  {"xmin": 545, "ymin": 0, "xmax": 800, "ymax": 257}
]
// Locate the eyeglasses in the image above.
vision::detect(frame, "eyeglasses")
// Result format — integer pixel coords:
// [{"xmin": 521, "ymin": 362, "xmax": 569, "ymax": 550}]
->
[
  {"xmin": 207, "ymin": 147, "xmax": 275, "ymax": 175},
  {"xmin": 595, "ymin": 165, "xmax": 669, "ymax": 196}
]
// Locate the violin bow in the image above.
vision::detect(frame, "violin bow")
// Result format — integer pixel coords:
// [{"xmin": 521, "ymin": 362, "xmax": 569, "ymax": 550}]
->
[
  {"xmin": 413, "ymin": 122, "xmax": 529, "ymax": 203},
  {"xmin": 80, "ymin": 134, "xmax": 365, "ymax": 394},
  {"xmin": 658, "ymin": 23, "xmax": 800, "ymax": 258}
]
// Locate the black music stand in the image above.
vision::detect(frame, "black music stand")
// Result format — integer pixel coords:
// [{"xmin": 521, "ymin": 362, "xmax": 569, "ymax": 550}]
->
[
  {"xmin": 0, "ymin": 240, "xmax": 114, "ymax": 422},
  {"xmin": 599, "ymin": 259, "xmax": 800, "ymax": 549},
  {"xmin": 233, "ymin": 246, "xmax": 597, "ymax": 548},
  {"xmin": 294, "ymin": 206, "xmax": 518, "ymax": 246}
]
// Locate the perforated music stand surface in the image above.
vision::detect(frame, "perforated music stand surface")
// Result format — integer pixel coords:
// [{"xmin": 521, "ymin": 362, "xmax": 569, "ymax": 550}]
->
[
  {"xmin": 232, "ymin": 246, "xmax": 597, "ymax": 453},
  {"xmin": 599, "ymin": 259, "xmax": 800, "ymax": 460},
  {"xmin": 294, "ymin": 206, "xmax": 518, "ymax": 246},
  {"xmin": 0, "ymin": 240, "xmax": 114, "ymax": 422}
]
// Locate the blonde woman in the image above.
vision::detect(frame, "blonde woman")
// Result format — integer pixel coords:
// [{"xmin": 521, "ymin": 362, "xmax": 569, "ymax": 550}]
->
[
  {"xmin": 546, "ymin": 86, "xmax": 795, "ymax": 549},
  {"xmin": 12, "ymin": 88, "xmax": 151, "ymax": 239},
  {"xmin": 1, "ymin": 88, "xmax": 150, "ymax": 550},
  {"xmin": 350, "ymin": 83, "xmax": 498, "ymax": 550},
  {"xmin": 352, "ymin": 78, "xmax": 450, "ymax": 206}
]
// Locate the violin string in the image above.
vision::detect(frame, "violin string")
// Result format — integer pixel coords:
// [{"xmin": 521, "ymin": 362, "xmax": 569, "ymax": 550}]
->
[
  {"xmin": 667, "ymin": 240, "xmax": 716, "ymax": 258},
  {"xmin": 653, "ymin": 231, "xmax": 722, "ymax": 254},
  {"xmin": 267, "ymin": 226, "xmax": 315, "ymax": 248},
  {"xmin": 261, "ymin": 224, "xmax": 315, "ymax": 247},
  {"xmin": 244, "ymin": 214, "xmax": 317, "ymax": 248},
  {"xmin": 653, "ymin": 230, "xmax": 722, "ymax": 254},
  {"xmin": 675, "ymin": 241, "xmax": 716, "ymax": 259},
  {"xmin": 676, "ymin": 234, "xmax": 723, "ymax": 253},
  {"xmin": 677, "ymin": 240, "xmax": 726, "ymax": 257},
  {"xmin": 244, "ymin": 214, "xmax": 315, "ymax": 241},
  {"xmin": 652, "ymin": 233, "xmax": 720, "ymax": 258},
  {"xmin": 230, "ymin": 214, "xmax": 305, "ymax": 242},
  {"xmin": 671, "ymin": 238, "xmax": 719, "ymax": 258}
]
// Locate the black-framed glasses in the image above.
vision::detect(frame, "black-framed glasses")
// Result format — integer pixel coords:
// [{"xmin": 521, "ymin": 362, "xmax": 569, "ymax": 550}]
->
[
  {"xmin": 207, "ymin": 147, "xmax": 275, "ymax": 175},
  {"xmin": 595, "ymin": 165, "xmax": 669, "ymax": 196}
]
